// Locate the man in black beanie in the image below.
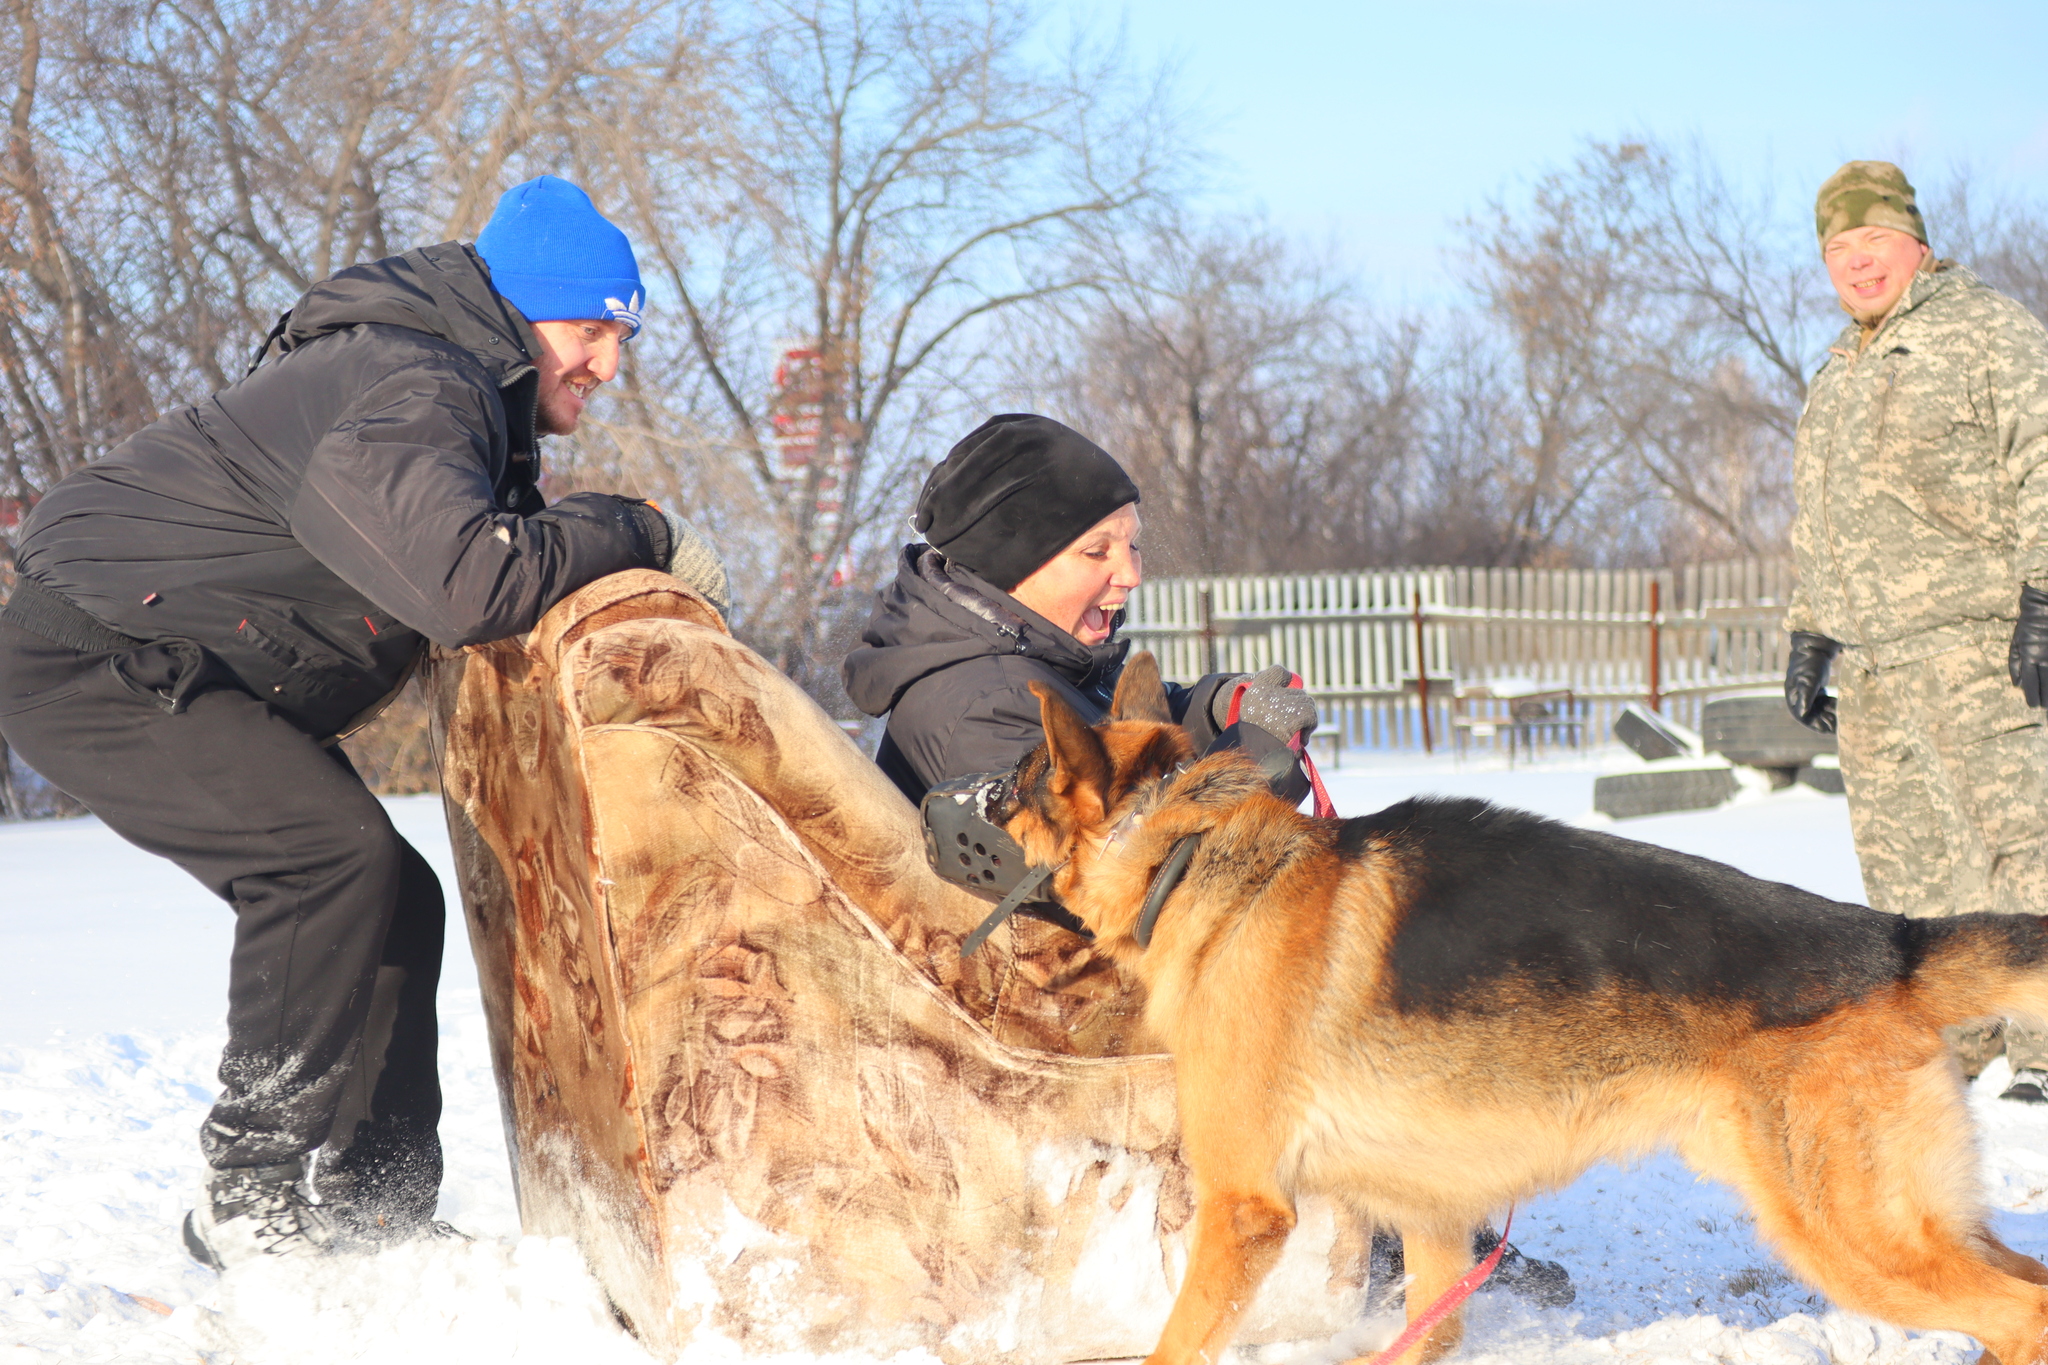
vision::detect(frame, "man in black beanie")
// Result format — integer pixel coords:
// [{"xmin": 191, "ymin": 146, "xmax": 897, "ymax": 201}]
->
[{"xmin": 843, "ymin": 413, "xmax": 1308, "ymax": 805}]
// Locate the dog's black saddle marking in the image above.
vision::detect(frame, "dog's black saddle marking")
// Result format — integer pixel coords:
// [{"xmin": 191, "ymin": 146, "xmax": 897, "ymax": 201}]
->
[{"xmin": 1335, "ymin": 796, "xmax": 2011, "ymax": 1028}]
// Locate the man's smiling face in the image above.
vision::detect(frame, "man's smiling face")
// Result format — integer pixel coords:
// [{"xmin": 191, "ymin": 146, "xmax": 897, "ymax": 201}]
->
[
  {"xmin": 1823, "ymin": 225, "xmax": 1932, "ymax": 326},
  {"xmin": 531, "ymin": 318, "xmax": 627, "ymax": 435}
]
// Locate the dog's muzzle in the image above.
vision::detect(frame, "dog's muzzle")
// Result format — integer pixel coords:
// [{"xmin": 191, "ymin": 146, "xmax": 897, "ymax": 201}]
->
[
  {"xmin": 920, "ymin": 771, "xmax": 1084, "ymax": 955},
  {"xmin": 921, "ymin": 771, "xmax": 1032, "ymax": 900}
]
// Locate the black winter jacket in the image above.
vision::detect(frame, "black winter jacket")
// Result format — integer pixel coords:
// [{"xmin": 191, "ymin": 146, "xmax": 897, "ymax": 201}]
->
[
  {"xmin": 842, "ymin": 545, "xmax": 1233, "ymax": 804},
  {"xmin": 12, "ymin": 242, "xmax": 662, "ymax": 739}
]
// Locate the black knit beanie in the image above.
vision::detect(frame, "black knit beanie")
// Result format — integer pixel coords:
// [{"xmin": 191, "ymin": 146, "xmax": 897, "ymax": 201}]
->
[{"xmin": 913, "ymin": 414, "xmax": 1140, "ymax": 591}]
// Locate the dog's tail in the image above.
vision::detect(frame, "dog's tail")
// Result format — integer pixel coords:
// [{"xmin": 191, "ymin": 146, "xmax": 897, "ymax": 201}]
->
[{"xmin": 1911, "ymin": 912, "xmax": 2048, "ymax": 1026}]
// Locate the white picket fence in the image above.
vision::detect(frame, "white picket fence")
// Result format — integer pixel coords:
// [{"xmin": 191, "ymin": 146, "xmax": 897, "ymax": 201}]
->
[{"xmin": 1122, "ymin": 559, "xmax": 1797, "ymax": 757}]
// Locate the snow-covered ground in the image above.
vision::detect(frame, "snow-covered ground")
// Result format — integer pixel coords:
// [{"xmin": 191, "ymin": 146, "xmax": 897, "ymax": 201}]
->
[{"xmin": 5, "ymin": 749, "xmax": 2045, "ymax": 1364}]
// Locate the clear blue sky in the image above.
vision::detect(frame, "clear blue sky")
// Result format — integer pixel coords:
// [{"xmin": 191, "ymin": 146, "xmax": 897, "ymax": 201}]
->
[{"xmin": 1102, "ymin": 0, "xmax": 2048, "ymax": 305}]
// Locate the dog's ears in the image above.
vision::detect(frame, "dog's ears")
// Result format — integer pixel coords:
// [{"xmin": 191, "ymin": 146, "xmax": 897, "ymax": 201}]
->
[
  {"xmin": 1110, "ymin": 651, "xmax": 1174, "ymax": 724},
  {"xmin": 1030, "ymin": 681, "xmax": 1113, "ymax": 826}
]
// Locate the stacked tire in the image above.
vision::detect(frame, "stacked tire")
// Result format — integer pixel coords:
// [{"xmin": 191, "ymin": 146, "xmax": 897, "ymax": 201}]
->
[
  {"xmin": 1699, "ymin": 693, "xmax": 1837, "ymax": 779},
  {"xmin": 1596, "ymin": 690, "xmax": 1842, "ymax": 820},
  {"xmin": 1593, "ymin": 767, "xmax": 1739, "ymax": 820}
]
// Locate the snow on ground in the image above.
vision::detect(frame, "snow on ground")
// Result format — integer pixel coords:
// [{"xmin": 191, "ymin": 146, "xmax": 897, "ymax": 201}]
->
[{"xmin": 3, "ymin": 750, "xmax": 2045, "ymax": 1363}]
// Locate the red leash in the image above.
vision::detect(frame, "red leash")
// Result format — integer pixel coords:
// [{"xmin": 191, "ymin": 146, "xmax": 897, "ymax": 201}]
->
[
  {"xmin": 1365, "ymin": 1209, "xmax": 1515, "ymax": 1365},
  {"xmin": 1298, "ymin": 744, "xmax": 1337, "ymax": 819},
  {"xmin": 1220, "ymin": 671, "xmax": 1501, "ymax": 1358},
  {"xmin": 1224, "ymin": 673, "xmax": 1338, "ymax": 819}
]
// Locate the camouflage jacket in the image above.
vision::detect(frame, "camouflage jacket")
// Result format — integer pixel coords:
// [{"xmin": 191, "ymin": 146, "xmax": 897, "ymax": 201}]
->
[{"xmin": 1786, "ymin": 263, "xmax": 2048, "ymax": 661}]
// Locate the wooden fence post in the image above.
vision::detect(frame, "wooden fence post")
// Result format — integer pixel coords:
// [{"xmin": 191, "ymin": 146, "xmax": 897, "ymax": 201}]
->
[
  {"xmin": 1647, "ymin": 577, "xmax": 1662, "ymax": 713},
  {"xmin": 0, "ymin": 733, "xmax": 18, "ymax": 820},
  {"xmin": 1413, "ymin": 588, "xmax": 1432, "ymax": 753},
  {"xmin": 1199, "ymin": 587, "xmax": 1217, "ymax": 676}
]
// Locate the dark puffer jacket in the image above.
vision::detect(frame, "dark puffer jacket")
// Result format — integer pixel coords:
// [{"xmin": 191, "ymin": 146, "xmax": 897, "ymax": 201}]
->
[
  {"xmin": 11, "ymin": 242, "xmax": 662, "ymax": 739},
  {"xmin": 842, "ymin": 545, "xmax": 1232, "ymax": 804}
]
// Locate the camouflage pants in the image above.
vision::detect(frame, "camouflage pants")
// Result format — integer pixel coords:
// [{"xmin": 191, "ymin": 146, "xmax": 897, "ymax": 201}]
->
[{"xmin": 1836, "ymin": 626, "xmax": 2048, "ymax": 1074}]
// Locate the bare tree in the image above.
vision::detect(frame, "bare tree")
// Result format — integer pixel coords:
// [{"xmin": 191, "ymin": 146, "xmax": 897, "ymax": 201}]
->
[
  {"xmin": 0, "ymin": 0, "xmax": 156, "ymax": 557},
  {"xmin": 0, "ymin": 0, "xmax": 727, "ymax": 801},
  {"xmin": 1458, "ymin": 139, "xmax": 1813, "ymax": 564},
  {"xmin": 1026, "ymin": 212, "xmax": 1433, "ymax": 574},
  {"xmin": 1929, "ymin": 173, "xmax": 2048, "ymax": 324},
  {"xmin": 23, "ymin": 0, "xmax": 2048, "ymax": 780},
  {"xmin": 0, "ymin": 0, "xmax": 720, "ymax": 543},
  {"xmin": 50, "ymin": 0, "xmax": 705, "ymax": 391},
  {"xmin": 1457, "ymin": 149, "xmax": 1662, "ymax": 565},
  {"xmin": 8, "ymin": 0, "xmax": 1177, "ymax": 712},
  {"xmin": 582, "ymin": 0, "xmax": 1179, "ymax": 690},
  {"xmin": 1041, "ymin": 138, "xmax": 1828, "ymax": 576}
]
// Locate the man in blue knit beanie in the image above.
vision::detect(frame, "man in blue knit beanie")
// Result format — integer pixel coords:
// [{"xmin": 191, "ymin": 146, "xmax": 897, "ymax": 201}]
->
[
  {"xmin": 0, "ymin": 175, "xmax": 728, "ymax": 1269},
  {"xmin": 477, "ymin": 176, "xmax": 646, "ymax": 437},
  {"xmin": 472, "ymin": 177, "xmax": 730, "ymax": 605}
]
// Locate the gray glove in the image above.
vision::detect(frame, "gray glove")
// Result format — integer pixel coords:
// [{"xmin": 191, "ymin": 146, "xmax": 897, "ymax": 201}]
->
[
  {"xmin": 655, "ymin": 507, "xmax": 733, "ymax": 619},
  {"xmin": 1210, "ymin": 665, "xmax": 1318, "ymax": 742}
]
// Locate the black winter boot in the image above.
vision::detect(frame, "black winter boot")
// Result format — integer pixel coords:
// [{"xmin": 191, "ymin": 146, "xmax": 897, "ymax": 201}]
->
[
  {"xmin": 2002, "ymin": 1068, "xmax": 2048, "ymax": 1104},
  {"xmin": 182, "ymin": 1157, "xmax": 337, "ymax": 1270},
  {"xmin": 315, "ymin": 1130, "xmax": 469, "ymax": 1251},
  {"xmin": 1367, "ymin": 1226, "xmax": 1577, "ymax": 1308},
  {"xmin": 1474, "ymin": 1226, "xmax": 1576, "ymax": 1306}
]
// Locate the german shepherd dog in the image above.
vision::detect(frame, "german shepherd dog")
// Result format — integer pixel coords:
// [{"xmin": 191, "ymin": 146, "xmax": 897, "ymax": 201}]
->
[{"xmin": 998, "ymin": 654, "xmax": 2048, "ymax": 1365}]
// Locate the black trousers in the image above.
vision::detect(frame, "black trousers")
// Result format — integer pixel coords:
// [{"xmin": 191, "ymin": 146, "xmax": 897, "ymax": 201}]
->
[{"xmin": 0, "ymin": 620, "xmax": 443, "ymax": 1222}]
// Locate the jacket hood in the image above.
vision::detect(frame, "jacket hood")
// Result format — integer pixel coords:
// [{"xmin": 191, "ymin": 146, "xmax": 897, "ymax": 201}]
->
[
  {"xmin": 1883, "ymin": 258, "xmax": 1974, "ymax": 327},
  {"xmin": 268, "ymin": 242, "xmax": 543, "ymax": 450},
  {"xmin": 842, "ymin": 543, "xmax": 1130, "ymax": 717}
]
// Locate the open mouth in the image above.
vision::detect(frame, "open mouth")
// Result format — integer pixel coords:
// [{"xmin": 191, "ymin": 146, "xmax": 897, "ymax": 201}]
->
[
  {"xmin": 546, "ymin": 374, "xmax": 596, "ymax": 425},
  {"xmin": 1079, "ymin": 603, "xmax": 1121, "ymax": 638}
]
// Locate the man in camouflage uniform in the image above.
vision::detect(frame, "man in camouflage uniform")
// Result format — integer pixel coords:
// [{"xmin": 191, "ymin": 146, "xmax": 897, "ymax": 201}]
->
[{"xmin": 1783, "ymin": 161, "xmax": 2048, "ymax": 1100}]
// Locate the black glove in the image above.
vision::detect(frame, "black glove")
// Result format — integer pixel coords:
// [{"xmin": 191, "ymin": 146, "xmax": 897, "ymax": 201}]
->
[
  {"xmin": 1784, "ymin": 632, "xmax": 1840, "ymax": 733},
  {"xmin": 2010, "ymin": 586, "xmax": 2048, "ymax": 708}
]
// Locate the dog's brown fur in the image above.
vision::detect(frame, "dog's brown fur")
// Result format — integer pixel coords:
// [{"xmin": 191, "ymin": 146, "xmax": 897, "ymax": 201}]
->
[{"xmin": 1002, "ymin": 654, "xmax": 2048, "ymax": 1365}]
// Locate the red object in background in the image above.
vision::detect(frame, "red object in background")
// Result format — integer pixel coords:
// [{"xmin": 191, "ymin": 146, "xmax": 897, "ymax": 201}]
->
[
  {"xmin": 824, "ymin": 544, "xmax": 855, "ymax": 588},
  {"xmin": 770, "ymin": 345, "xmax": 826, "ymax": 470},
  {"xmin": 769, "ymin": 343, "xmax": 864, "ymax": 565}
]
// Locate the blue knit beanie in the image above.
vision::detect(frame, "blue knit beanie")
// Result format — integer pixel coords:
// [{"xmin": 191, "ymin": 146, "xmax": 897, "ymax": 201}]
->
[{"xmin": 475, "ymin": 176, "xmax": 644, "ymax": 339}]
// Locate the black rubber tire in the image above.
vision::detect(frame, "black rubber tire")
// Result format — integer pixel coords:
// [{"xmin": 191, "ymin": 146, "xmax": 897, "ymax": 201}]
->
[
  {"xmin": 1797, "ymin": 763, "xmax": 1846, "ymax": 795},
  {"xmin": 1613, "ymin": 706, "xmax": 1689, "ymax": 762},
  {"xmin": 1701, "ymin": 694, "xmax": 1838, "ymax": 770},
  {"xmin": 1593, "ymin": 767, "xmax": 1739, "ymax": 820}
]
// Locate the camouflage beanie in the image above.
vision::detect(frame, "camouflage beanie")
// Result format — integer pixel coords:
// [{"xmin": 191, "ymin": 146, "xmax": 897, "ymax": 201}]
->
[{"xmin": 1815, "ymin": 161, "xmax": 1927, "ymax": 247}]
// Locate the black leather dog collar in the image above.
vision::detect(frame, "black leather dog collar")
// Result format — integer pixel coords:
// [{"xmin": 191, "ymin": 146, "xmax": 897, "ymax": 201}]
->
[{"xmin": 1134, "ymin": 834, "xmax": 1204, "ymax": 949}]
